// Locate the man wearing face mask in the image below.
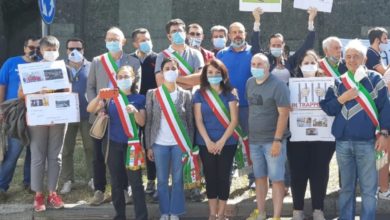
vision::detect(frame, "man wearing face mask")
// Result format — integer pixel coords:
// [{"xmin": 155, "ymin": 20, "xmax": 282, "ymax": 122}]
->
[
  {"xmin": 59, "ymin": 38, "xmax": 94, "ymax": 195},
  {"xmin": 319, "ymin": 36, "xmax": 347, "ymax": 82},
  {"xmin": 210, "ymin": 25, "xmax": 228, "ymax": 55},
  {"xmin": 186, "ymin": 23, "xmax": 214, "ymax": 64},
  {"xmin": 0, "ymin": 36, "xmax": 40, "ymax": 198},
  {"xmin": 366, "ymin": 27, "xmax": 390, "ymax": 75},
  {"xmin": 155, "ymin": 19, "xmax": 204, "ymax": 90},
  {"xmin": 252, "ymin": 7, "xmax": 317, "ymax": 84},
  {"xmin": 87, "ymin": 26, "xmax": 141, "ymax": 206},
  {"xmin": 246, "ymin": 53, "xmax": 290, "ymax": 220},
  {"xmin": 130, "ymin": 28, "xmax": 158, "ymax": 198}
]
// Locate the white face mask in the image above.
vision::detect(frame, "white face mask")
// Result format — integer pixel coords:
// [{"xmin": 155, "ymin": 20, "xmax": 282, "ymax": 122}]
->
[
  {"xmin": 379, "ymin": 42, "xmax": 388, "ymax": 52},
  {"xmin": 300, "ymin": 64, "xmax": 318, "ymax": 77},
  {"xmin": 163, "ymin": 70, "xmax": 178, "ymax": 82},
  {"xmin": 68, "ymin": 49, "xmax": 83, "ymax": 63},
  {"xmin": 43, "ymin": 51, "xmax": 59, "ymax": 62},
  {"xmin": 117, "ymin": 78, "xmax": 132, "ymax": 91}
]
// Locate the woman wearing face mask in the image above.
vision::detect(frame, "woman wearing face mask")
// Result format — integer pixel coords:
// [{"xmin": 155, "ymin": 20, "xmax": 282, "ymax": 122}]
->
[
  {"xmin": 193, "ymin": 59, "xmax": 238, "ymax": 220},
  {"xmin": 87, "ymin": 66, "xmax": 148, "ymax": 220},
  {"xmin": 25, "ymin": 36, "xmax": 69, "ymax": 212},
  {"xmin": 288, "ymin": 50, "xmax": 334, "ymax": 220},
  {"xmin": 145, "ymin": 58, "xmax": 194, "ymax": 220}
]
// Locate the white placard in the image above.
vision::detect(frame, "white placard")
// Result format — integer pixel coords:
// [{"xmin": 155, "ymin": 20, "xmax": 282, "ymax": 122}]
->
[
  {"xmin": 25, "ymin": 92, "xmax": 80, "ymax": 126},
  {"xmin": 239, "ymin": 0, "xmax": 282, "ymax": 12},
  {"xmin": 290, "ymin": 110, "xmax": 335, "ymax": 142},
  {"xmin": 18, "ymin": 60, "xmax": 70, "ymax": 94},
  {"xmin": 289, "ymin": 77, "xmax": 334, "ymax": 110},
  {"xmin": 293, "ymin": 0, "xmax": 333, "ymax": 13}
]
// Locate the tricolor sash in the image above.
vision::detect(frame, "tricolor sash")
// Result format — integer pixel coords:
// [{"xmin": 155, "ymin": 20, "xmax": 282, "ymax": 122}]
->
[
  {"xmin": 100, "ymin": 53, "xmax": 145, "ymax": 170},
  {"xmin": 200, "ymin": 89, "xmax": 252, "ymax": 175},
  {"xmin": 319, "ymin": 58, "xmax": 341, "ymax": 79},
  {"xmin": 162, "ymin": 48, "xmax": 194, "ymax": 76},
  {"xmin": 155, "ymin": 84, "xmax": 201, "ymax": 188},
  {"xmin": 340, "ymin": 70, "xmax": 386, "ymax": 170}
]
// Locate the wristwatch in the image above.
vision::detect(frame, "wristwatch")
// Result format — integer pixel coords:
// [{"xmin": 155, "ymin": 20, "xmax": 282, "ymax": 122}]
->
[
  {"xmin": 379, "ymin": 130, "xmax": 389, "ymax": 138},
  {"xmin": 273, "ymin": 137, "xmax": 283, "ymax": 142}
]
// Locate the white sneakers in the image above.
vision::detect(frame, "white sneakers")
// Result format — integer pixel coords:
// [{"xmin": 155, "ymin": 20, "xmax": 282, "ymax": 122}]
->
[
  {"xmin": 292, "ymin": 209, "xmax": 326, "ymax": 220},
  {"xmin": 159, "ymin": 215, "xmax": 179, "ymax": 220},
  {"xmin": 378, "ymin": 188, "xmax": 390, "ymax": 200},
  {"xmin": 60, "ymin": 180, "xmax": 72, "ymax": 194},
  {"xmin": 170, "ymin": 215, "xmax": 179, "ymax": 220},
  {"xmin": 292, "ymin": 210, "xmax": 305, "ymax": 220},
  {"xmin": 312, "ymin": 209, "xmax": 326, "ymax": 220}
]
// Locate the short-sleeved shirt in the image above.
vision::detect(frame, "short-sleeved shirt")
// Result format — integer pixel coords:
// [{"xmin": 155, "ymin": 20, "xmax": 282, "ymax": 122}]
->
[
  {"xmin": 193, "ymin": 89, "xmax": 238, "ymax": 146},
  {"xmin": 246, "ymin": 74, "xmax": 290, "ymax": 144},
  {"xmin": 366, "ymin": 47, "xmax": 382, "ymax": 71},
  {"xmin": 217, "ymin": 45, "xmax": 253, "ymax": 107},
  {"xmin": 0, "ymin": 56, "xmax": 27, "ymax": 100},
  {"xmin": 154, "ymin": 45, "xmax": 204, "ymax": 74},
  {"xmin": 108, "ymin": 94, "xmax": 146, "ymax": 144}
]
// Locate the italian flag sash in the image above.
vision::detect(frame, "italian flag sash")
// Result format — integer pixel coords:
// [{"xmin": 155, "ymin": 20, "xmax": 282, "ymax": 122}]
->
[
  {"xmin": 162, "ymin": 48, "xmax": 194, "ymax": 76},
  {"xmin": 201, "ymin": 89, "xmax": 252, "ymax": 175},
  {"xmin": 319, "ymin": 58, "xmax": 341, "ymax": 79},
  {"xmin": 155, "ymin": 84, "xmax": 201, "ymax": 188},
  {"xmin": 100, "ymin": 53, "xmax": 145, "ymax": 170},
  {"xmin": 340, "ymin": 71, "xmax": 386, "ymax": 169}
]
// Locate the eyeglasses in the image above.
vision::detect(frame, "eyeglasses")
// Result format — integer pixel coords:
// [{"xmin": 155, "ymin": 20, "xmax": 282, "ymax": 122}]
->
[
  {"xmin": 189, "ymin": 32, "xmax": 202, "ymax": 37},
  {"xmin": 26, "ymin": 46, "xmax": 38, "ymax": 50},
  {"xmin": 67, "ymin": 47, "xmax": 83, "ymax": 51}
]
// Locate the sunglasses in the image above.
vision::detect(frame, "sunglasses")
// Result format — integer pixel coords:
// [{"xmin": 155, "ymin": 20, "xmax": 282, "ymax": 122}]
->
[
  {"xmin": 26, "ymin": 46, "xmax": 39, "ymax": 50},
  {"xmin": 67, "ymin": 47, "xmax": 83, "ymax": 51},
  {"xmin": 189, "ymin": 32, "xmax": 202, "ymax": 37}
]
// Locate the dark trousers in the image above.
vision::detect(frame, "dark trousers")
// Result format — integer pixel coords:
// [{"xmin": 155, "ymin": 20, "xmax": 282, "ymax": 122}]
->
[
  {"xmin": 287, "ymin": 141, "xmax": 335, "ymax": 210},
  {"xmin": 92, "ymin": 137, "xmax": 107, "ymax": 192},
  {"xmin": 107, "ymin": 140, "xmax": 148, "ymax": 220},
  {"xmin": 199, "ymin": 144, "xmax": 237, "ymax": 200},
  {"xmin": 142, "ymin": 128, "xmax": 156, "ymax": 181}
]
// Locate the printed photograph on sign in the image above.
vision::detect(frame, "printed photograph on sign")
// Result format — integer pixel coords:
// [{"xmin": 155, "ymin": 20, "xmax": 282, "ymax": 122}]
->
[
  {"xmin": 22, "ymin": 72, "xmax": 44, "ymax": 83},
  {"xmin": 239, "ymin": 0, "xmax": 282, "ymax": 12},
  {"xmin": 293, "ymin": 0, "xmax": 333, "ymax": 13},
  {"xmin": 44, "ymin": 68, "xmax": 64, "ymax": 80},
  {"xmin": 30, "ymin": 98, "xmax": 49, "ymax": 107}
]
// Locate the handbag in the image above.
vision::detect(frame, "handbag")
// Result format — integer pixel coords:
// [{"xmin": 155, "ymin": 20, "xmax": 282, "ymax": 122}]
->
[{"xmin": 89, "ymin": 102, "xmax": 109, "ymax": 139}]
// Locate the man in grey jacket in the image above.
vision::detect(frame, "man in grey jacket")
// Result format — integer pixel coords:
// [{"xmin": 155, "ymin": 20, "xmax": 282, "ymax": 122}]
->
[{"xmin": 86, "ymin": 26, "xmax": 141, "ymax": 205}]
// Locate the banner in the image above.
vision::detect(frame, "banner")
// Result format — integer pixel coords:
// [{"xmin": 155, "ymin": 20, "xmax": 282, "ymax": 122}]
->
[
  {"xmin": 25, "ymin": 92, "xmax": 80, "ymax": 126},
  {"xmin": 294, "ymin": 0, "xmax": 333, "ymax": 13},
  {"xmin": 239, "ymin": 0, "xmax": 282, "ymax": 12},
  {"xmin": 18, "ymin": 60, "xmax": 70, "ymax": 94}
]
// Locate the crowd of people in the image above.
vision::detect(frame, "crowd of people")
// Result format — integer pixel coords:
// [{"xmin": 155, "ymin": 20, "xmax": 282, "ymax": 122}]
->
[{"xmin": 1, "ymin": 6, "xmax": 390, "ymax": 220}]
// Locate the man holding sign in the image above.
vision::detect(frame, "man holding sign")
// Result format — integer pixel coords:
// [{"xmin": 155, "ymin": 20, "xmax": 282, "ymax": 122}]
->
[{"xmin": 320, "ymin": 40, "xmax": 390, "ymax": 220}]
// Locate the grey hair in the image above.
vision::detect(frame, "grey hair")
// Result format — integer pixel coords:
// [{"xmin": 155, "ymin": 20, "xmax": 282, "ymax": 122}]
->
[
  {"xmin": 107, "ymin": 26, "xmax": 125, "ymax": 39},
  {"xmin": 210, "ymin": 25, "xmax": 228, "ymax": 36},
  {"xmin": 344, "ymin": 39, "xmax": 367, "ymax": 58},
  {"xmin": 39, "ymin": 35, "xmax": 60, "ymax": 49},
  {"xmin": 322, "ymin": 36, "xmax": 342, "ymax": 50},
  {"xmin": 252, "ymin": 53, "xmax": 270, "ymax": 68}
]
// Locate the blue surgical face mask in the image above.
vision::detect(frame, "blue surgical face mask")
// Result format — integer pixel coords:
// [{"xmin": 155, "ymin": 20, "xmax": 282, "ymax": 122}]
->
[
  {"xmin": 270, "ymin": 47, "xmax": 283, "ymax": 57},
  {"xmin": 189, "ymin": 37, "xmax": 202, "ymax": 48},
  {"xmin": 139, "ymin": 41, "xmax": 153, "ymax": 54},
  {"xmin": 117, "ymin": 78, "xmax": 132, "ymax": 91},
  {"xmin": 213, "ymin": 37, "xmax": 226, "ymax": 49},
  {"xmin": 207, "ymin": 75, "xmax": 223, "ymax": 85},
  {"xmin": 172, "ymin": 32, "xmax": 186, "ymax": 45},
  {"xmin": 328, "ymin": 55, "xmax": 340, "ymax": 64},
  {"xmin": 106, "ymin": 41, "xmax": 122, "ymax": 53},
  {"xmin": 231, "ymin": 39, "xmax": 245, "ymax": 48},
  {"xmin": 251, "ymin": 67, "xmax": 265, "ymax": 79}
]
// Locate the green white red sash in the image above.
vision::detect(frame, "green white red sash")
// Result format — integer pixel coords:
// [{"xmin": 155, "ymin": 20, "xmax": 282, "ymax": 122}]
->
[
  {"xmin": 162, "ymin": 48, "xmax": 194, "ymax": 76},
  {"xmin": 200, "ymin": 89, "xmax": 252, "ymax": 174},
  {"xmin": 319, "ymin": 58, "xmax": 341, "ymax": 79},
  {"xmin": 340, "ymin": 71, "xmax": 380, "ymax": 134},
  {"xmin": 155, "ymin": 84, "xmax": 201, "ymax": 188},
  {"xmin": 100, "ymin": 53, "xmax": 145, "ymax": 170}
]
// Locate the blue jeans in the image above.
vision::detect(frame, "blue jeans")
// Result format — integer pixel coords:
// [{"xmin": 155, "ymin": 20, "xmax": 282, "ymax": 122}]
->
[
  {"xmin": 0, "ymin": 137, "xmax": 26, "ymax": 191},
  {"xmin": 336, "ymin": 140, "xmax": 377, "ymax": 220},
  {"xmin": 153, "ymin": 144, "xmax": 185, "ymax": 215}
]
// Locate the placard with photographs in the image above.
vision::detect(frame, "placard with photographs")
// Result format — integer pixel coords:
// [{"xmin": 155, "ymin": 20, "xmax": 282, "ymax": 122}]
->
[
  {"xmin": 25, "ymin": 92, "xmax": 80, "ymax": 126},
  {"xmin": 289, "ymin": 110, "xmax": 335, "ymax": 142},
  {"xmin": 289, "ymin": 77, "xmax": 334, "ymax": 110},
  {"xmin": 18, "ymin": 60, "xmax": 70, "ymax": 94}
]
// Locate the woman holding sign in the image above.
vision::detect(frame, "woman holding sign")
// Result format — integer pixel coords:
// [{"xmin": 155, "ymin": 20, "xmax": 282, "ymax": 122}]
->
[
  {"xmin": 289, "ymin": 50, "xmax": 334, "ymax": 220},
  {"xmin": 193, "ymin": 59, "xmax": 239, "ymax": 220},
  {"xmin": 87, "ymin": 66, "xmax": 148, "ymax": 220},
  {"xmin": 145, "ymin": 58, "xmax": 198, "ymax": 220}
]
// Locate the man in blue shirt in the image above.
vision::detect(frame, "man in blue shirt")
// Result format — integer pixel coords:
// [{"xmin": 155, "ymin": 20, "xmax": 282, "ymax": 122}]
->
[
  {"xmin": 0, "ymin": 36, "xmax": 40, "ymax": 198},
  {"xmin": 320, "ymin": 40, "xmax": 390, "ymax": 220},
  {"xmin": 366, "ymin": 27, "xmax": 389, "ymax": 75},
  {"xmin": 59, "ymin": 38, "xmax": 94, "ymax": 195}
]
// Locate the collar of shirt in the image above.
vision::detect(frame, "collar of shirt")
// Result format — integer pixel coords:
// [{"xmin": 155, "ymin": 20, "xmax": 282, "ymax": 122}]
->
[
  {"xmin": 135, "ymin": 49, "xmax": 151, "ymax": 63},
  {"xmin": 168, "ymin": 45, "xmax": 188, "ymax": 56}
]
